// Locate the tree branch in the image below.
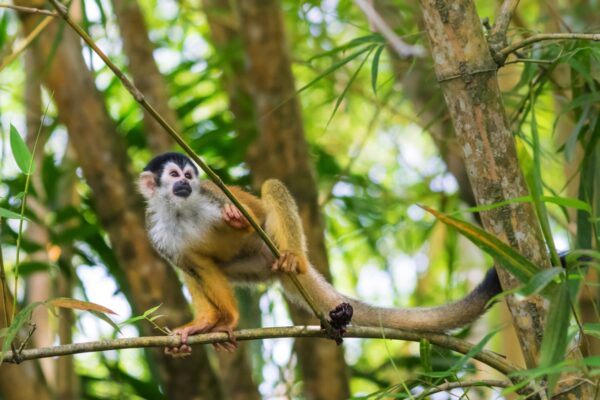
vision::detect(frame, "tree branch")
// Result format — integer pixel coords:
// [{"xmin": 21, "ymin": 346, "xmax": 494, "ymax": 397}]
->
[
  {"xmin": 46, "ymin": 0, "xmax": 327, "ymax": 330},
  {"xmin": 490, "ymin": 0, "xmax": 520, "ymax": 39},
  {"xmin": 498, "ymin": 32, "xmax": 600, "ymax": 63},
  {"xmin": 2, "ymin": 325, "xmax": 520, "ymax": 375},
  {"xmin": 353, "ymin": 0, "xmax": 426, "ymax": 58},
  {"xmin": 0, "ymin": 3, "xmax": 57, "ymax": 16}
]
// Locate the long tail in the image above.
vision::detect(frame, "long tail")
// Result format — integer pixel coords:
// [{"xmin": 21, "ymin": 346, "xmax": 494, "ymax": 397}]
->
[{"xmin": 282, "ymin": 267, "xmax": 501, "ymax": 332}]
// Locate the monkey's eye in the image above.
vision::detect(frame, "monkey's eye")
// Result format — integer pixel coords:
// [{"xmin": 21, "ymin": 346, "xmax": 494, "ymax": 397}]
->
[
  {"xmin": 170, "ymin": 171, "xmax": 180, "ymax": 178},
  {"xmin": 184, "ymin": 172, "xmax": 192, "ymax": 179}
]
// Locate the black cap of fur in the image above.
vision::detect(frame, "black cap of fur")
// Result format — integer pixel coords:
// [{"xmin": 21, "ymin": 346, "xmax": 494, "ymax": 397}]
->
[{"xmin": 143, "ymin": 152, "xmax": 199, "ymax": 182}]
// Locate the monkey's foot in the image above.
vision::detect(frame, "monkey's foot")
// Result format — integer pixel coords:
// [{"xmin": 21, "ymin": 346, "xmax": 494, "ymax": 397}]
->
[
  {"xmin": 272, "ymin": 251, "xmax": 308, "ymax": 274},
  {"xmin": 165, "ymin": 321, "xmax": 215, "ymax": 357},
  {"xmin": 222, "ymin": 203, "xmax": 249, "ymax": 229},
  {"xmin": 210, "ymin": 325, "xmax": 238, "ymax": 353}
]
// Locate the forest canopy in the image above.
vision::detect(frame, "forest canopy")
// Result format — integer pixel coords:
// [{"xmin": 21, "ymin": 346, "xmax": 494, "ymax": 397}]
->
[{"xmin": 1, "ymin": 0, "xmax": 600, "ymax": 399}]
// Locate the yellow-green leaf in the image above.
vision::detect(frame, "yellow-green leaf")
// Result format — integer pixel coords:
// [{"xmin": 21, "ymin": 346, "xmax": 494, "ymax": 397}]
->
[{"xmin": 422, "ymin": 205, "xmax": 539, "ymax": 283}]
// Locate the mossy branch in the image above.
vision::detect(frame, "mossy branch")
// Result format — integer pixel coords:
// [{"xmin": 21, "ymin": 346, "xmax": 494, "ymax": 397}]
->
[{"xmin": 2, "ymin": 325, "xmax": 520, "ymax": 376}]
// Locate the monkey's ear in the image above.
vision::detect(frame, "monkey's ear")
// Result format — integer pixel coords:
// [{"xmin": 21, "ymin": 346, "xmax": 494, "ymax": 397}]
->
[{"xmin": 139, "ymin": 171, "xmax": 157, "ymax": 199}]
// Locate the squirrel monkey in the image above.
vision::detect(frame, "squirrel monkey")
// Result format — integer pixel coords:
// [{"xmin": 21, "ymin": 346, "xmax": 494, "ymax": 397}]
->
[{"xmin": 139, "ymin": 152, "xmax": 501, "ymax": 355}]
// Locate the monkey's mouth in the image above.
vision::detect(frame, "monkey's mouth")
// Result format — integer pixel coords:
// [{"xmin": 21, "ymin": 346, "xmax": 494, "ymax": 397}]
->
[{"xmin": 173, "ymin": 181, "xmax": 192, "ymax": 198}]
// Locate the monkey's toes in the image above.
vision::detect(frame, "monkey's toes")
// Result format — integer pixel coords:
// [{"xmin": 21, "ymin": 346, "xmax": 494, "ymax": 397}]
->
[{"xmin": 272, "ymin": 251, "xmax": 301, "ymax": 273}]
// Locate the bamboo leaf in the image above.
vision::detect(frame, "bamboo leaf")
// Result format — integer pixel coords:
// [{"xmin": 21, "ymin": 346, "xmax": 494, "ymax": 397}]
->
[
  {"xmin": 9, "ymin": 124, "xmax": 35, "ymax": 175},
  {"xmin": 422, "ymin": 205, "xmax": 539, "ymax": 282},
  {"xmin": 142, "ymin": 304, "xmax": 162, "ymax": 318},
  {"xmin": 371, "ymin": 45, "xmax": 385, "ymax": 95},
  {"xmin": 419, "ymin": 338, "xmax": 432, "ymax": 384},
  {"xmin": 539, "ymin": 282, "xmax": 571, "ymax": 396},
  {"xmin": 529, "ymin": 96, "xmax": 560, "ymax": 266},
  {"xmin": 46, "ymin": 297, "xmax": 117, "ymax": 315},
  {"xmin": 89, "ymin": 310, "xmax": 121, "ymax": 333},
  {"xmin": 0, "ymin": 207, "xmax": 28, "ymax": 220},
  {"xmin": 326, "ymin": 45, "xmax": 375, "ymax": 127},
  {"xmin": 297, "ymin": 45, "xmax": 374, "ymax": 96},
  {"xmin": 0, "ymin": 302, "xmax": 42, "ymax": 366},
  {"xmin": 517, "ymin": 267, "xmax": 563, "ymax": 296}
]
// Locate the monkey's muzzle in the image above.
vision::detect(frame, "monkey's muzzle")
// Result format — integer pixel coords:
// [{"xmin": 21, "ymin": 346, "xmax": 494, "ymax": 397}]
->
[{"xmin": 173, "ymin": 180, "xmax": 192, "ymax": 198}]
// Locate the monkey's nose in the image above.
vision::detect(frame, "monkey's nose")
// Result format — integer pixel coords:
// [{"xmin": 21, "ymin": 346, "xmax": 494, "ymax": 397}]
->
[{"xmin": 173, "ymin": 180, "xmax": 192, "ymax": 198}]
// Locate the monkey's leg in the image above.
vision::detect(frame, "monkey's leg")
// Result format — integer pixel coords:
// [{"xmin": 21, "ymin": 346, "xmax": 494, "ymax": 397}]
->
[
  {"xmin": 168, "ymin": 256, "xmax": 240, "ymax": 354},
  {"xmin": 261, "ymin": 179, "xmax": 309, "ymax": 274}
]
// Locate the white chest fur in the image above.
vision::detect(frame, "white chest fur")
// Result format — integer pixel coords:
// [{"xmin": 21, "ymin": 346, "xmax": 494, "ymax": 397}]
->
[{"xmin": 145, "ymin": 193, "xmax": 222, "ymax": 262}]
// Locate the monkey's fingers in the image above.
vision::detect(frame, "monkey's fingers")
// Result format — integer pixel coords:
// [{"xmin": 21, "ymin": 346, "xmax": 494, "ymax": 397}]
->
[{"xmin": 222, "ymin": 203, "xmax": 249, "ymax": 229}]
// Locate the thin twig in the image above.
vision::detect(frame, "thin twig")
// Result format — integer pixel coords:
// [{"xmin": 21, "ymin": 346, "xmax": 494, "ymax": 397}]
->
[
  {"xmin": 353, "ymin": 0, "xmax": 426, "ymax": 58},
  {"xmin": 46, "ymin": 0, "xmax": 328, "ymax": 330},
  {"xmin": 1, "ymin": 325, "xmax": 521, "ymax": 375},
  {"xmin": 499, "ymin": 32, "xmax": 600, "ymax": 61},
  {"xmin": 415, "ymin": 379, "xmax": 511, "ymax": 399},
  {"xmin": 0, "ymin": 3, "xmax": 57, "ymax": 16},
  {"xmin": 0, "ymin": 15, "xmax": 54, "ymax": 72}
]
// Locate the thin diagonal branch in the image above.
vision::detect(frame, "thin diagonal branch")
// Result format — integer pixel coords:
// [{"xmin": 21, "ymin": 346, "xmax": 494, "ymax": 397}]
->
[
  {"xmin": 2, "ymin": 325, "xmax": 521, "ymax": 377},
  {"xmin": 0, "ymin": 15, "xmax": 53, "ymax": 72},
  {"xmin": 46, "ymin": 0, "xmax": 327, "ymax": 330},
  {"xmin": 354, "ymin": 0, "xmax": 425, "ymax": 58}
]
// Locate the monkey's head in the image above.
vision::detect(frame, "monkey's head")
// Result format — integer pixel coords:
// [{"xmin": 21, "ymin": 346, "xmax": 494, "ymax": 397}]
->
[{"xmin": 139, "ymin": 152, "xmax": 200, "ymax": 206}]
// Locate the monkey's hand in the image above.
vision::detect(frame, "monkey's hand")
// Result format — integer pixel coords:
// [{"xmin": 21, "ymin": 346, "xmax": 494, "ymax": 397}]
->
[
  {"xmin": 272, "ymin": 251, "xmax": 309, "ymax": 274},
  {"xmin": 222, "ymin": 203, "xmax": 250, "ymax": 230}
]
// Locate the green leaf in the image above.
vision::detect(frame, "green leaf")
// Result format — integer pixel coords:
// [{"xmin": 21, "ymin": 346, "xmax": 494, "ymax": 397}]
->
[
  {"xmin": 422, "ymin": 205, "xmax": 539, "ymax": 283},
  {"xmin": 0, "ymin": 207, "xmax": 28, "ymax": 220},
  {"xmin": 583, "ymin": 324, "xmax": 600, "ymax": 340},
  {"xmin": 419, "ymin": 338, "xmax": 432, "ymax": 383},
  {"xmin": 517, "ymin": 267, "xmax": 563, "ymax": 296},
  {"xmin": 13, "ymin": 261, "xmax": 58, "ymax": 276},
  {"xmin": 326, "ymin": 45, "xmax": 375, "ymax": 127},
  {"xmin": 89, "ymin": 310, "xmax": 121, "ymax": 333},
  {"xmin": 118, "ymin": 315, "xmax": 146, "ymax": 326},
  {"xmin": 9, "ymin": 124, "xmax": 34, "ymax": 175},
  {"xmin": 1, "ymin": 302, "xmax": 42, "ymax": 365},
  {"xmin": 539, "ymin": 282, "xmax": 571, "ymax": 396},
  {"xmin": 142, "ymin": 304, "xmax": 163, "ymax": 318},
  {"xmin": 297, "ymin": 45, "xmax": 374, "ymax": 96},
  {"xmin": 448, "ymin": 327, "xmax": 502, "ymax": 374},
  {"xmin": 529, "ymin": 93, "xmax": 560, "ymax": 266},
  {"xmin": 371, "ymin": 45, "xmax": 385, "ymax": 95}
]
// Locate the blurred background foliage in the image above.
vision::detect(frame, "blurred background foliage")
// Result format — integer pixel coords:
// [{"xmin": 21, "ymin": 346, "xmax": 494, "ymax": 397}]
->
[{"xmin": 0, "ymin": 0, "xmax": 600, "ymax": 399}]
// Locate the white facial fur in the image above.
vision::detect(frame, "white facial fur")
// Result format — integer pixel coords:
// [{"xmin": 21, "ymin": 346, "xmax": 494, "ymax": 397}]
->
[{"xmin": 139, "ymin": 160, "xmax": 221, "ymax": 262}]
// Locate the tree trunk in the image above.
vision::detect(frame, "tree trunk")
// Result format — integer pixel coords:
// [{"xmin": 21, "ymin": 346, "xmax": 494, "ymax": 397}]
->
[
  {"xmin": 15, "ymin": 5, "xmax": 221, "ymax": 399},
  {"xmin": 111, "ymin": 0, "xmax": 176, "ymax": 153},
  {"xmin": 236, "ymin": 1, "xmax": 350, "ymax": 399},
  {"xmin": 418, "ymin": 0, "xmax": 590, "ymax": 396}
]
